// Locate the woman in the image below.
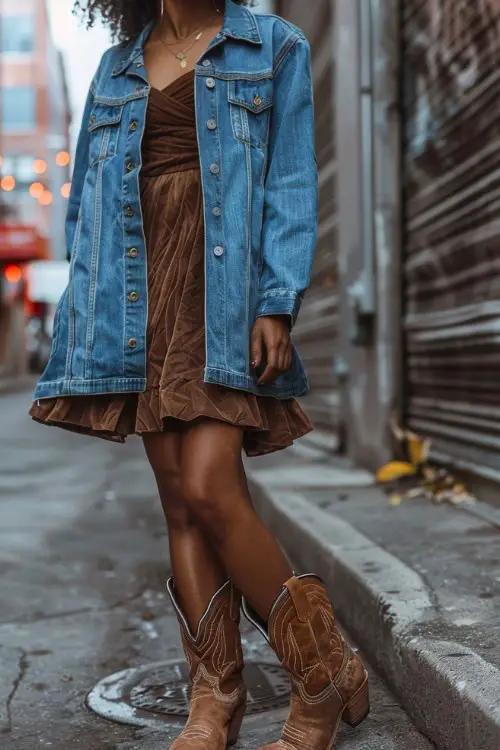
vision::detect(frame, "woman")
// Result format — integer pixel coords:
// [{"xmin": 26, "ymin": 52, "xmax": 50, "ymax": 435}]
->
[{"xmin": 30, "ymin": 1, "xmax": 369, "ymax": 747}]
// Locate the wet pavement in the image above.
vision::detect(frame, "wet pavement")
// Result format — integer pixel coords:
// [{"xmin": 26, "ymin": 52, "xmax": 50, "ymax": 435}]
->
[{"xmin": 0, "ymin": 387, "xmax": 432, "ymax": 749}]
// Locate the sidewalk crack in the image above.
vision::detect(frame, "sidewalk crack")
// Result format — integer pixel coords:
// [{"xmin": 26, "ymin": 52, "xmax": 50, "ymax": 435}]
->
[{"xmin": 3, "ymin": 649, "xmax": 29, "ymax": 734}]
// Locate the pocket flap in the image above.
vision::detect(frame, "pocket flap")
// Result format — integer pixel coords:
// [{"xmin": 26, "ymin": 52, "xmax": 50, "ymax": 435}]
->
[
  {"xmin": 228, "ymin": 78, "xmax": 273, "ymax": 114},
  {"xmin": 88, "ymin": 103, "xmax": 124, "ymax": 132}
]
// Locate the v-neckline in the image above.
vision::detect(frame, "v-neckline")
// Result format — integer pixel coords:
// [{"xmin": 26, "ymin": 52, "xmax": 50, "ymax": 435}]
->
[{"xmin": 150, "ymin": 68, "xmax": 195, "ymax": 97}]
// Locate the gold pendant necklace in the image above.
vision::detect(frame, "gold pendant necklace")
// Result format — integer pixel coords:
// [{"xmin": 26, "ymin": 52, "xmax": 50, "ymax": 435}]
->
[
  {"xmin": 159, "ymin": 19, "xmax": 212, "ymax": 70},
  {"xmin": 174, "ymin": 31, "xmax": 203, "ymax": 68}
]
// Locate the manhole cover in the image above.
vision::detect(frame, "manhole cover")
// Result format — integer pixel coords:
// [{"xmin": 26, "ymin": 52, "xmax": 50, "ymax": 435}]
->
[{"xmin": 87, "ymin": 659, "xmax": 290, "ymax": 729}]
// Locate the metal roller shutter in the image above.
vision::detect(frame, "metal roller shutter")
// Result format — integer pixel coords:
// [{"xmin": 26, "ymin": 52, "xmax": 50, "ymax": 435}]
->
[
  {"xmin": 402, "ymin": 0, "xmax": 500, "ymax": 477},
  {"xmin": 276, "ymin": 0, "xmax": 340, "ymax": 448}
]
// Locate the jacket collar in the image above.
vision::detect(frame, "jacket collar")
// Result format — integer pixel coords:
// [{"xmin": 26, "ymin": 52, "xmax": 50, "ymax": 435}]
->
[
  {"xmin": 222, "ymin": 0, "xmax": 262, "ymax": 44},
  {"xmin": 112, "ymin": 1, "xmax": 261, "ymax": 77}
]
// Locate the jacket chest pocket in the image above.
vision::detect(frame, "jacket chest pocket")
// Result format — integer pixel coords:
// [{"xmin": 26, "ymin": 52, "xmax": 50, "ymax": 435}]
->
[
  {"xmin": 228, "ymin": 79, "xmax": 273, "ymax": 150},
  {"xmin": 88, "ymin": 103, "xmax": 123, "ymax": 166}
]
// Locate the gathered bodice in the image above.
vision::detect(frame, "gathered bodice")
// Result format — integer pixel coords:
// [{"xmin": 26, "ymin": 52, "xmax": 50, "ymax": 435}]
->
[{"xmin": 140, "ymin": 70, "xmax": 199, "ymax": 177}]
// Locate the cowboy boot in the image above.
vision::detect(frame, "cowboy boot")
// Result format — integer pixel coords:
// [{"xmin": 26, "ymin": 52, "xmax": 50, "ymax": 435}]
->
[
  {"xmin": 167, "ymin": 578, "xmax": 247, "ymax": 749},
  {"xmin": 243, "ymin": 574, "xmax": 369, "ymax": 750}
]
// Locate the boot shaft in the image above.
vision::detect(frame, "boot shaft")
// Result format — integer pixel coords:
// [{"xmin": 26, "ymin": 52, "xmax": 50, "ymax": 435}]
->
[{"xmin": 167, "ymin": 579, "xmax": 244, "ymax": 694}]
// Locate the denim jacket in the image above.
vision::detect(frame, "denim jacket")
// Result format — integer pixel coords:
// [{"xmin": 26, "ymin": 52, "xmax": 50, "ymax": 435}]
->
[{"xmin": 34, "ymin": 0, "xmax": 318, "ymax": 401}]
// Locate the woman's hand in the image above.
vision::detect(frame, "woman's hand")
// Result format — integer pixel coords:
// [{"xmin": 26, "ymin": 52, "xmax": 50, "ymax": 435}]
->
[{"xmin": 251, "ymin": 315, "xmax": 292, "ymax": 385}]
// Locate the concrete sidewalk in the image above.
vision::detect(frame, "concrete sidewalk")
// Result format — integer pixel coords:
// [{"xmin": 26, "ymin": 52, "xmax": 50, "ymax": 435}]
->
[{"xmin": 247, "ymin": 449, "xmax": 500, "ymax": 750}]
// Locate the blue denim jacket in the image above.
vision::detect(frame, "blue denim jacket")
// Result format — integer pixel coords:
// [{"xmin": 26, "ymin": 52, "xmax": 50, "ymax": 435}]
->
[{"xmin": 34, "ymin": 0, "xmax": 318, "ymax": 401}]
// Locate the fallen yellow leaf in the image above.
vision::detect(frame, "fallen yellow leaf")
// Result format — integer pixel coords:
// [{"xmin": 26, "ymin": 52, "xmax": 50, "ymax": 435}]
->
[{"xmin": 376, "ymin": 461, "xmax": 417, "ymax": 483}]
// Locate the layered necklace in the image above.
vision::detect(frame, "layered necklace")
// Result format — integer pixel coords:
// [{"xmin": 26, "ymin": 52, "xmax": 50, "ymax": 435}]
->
[{"xmin": 158, "ymin": 0, "xmax": 222, "ymax": 69}]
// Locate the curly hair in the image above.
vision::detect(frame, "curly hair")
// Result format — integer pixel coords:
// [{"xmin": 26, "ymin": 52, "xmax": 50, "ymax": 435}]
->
[{"xmin": 73, "ymin": 1, "xmax": 255, "ymax": 42}]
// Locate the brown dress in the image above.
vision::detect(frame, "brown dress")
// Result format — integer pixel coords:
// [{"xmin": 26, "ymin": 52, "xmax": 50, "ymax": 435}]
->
[{"xmin": 30, "ymin": 71, "xmax": 313, "ymax": 457}]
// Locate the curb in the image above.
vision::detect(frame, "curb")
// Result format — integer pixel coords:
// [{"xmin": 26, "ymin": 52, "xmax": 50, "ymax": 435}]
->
[{"xmin": 248, "ymin": 479, "xmax": 500, "ymax": 750}]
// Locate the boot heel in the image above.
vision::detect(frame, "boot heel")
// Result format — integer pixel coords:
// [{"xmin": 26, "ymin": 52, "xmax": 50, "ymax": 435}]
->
[
  {"xmin": 342, "ymin": 676, "xmax": 370, "ymax": 728},
  {"xmin": 227, "ymin": 700, "xmax": 247, "ymax": 747}
]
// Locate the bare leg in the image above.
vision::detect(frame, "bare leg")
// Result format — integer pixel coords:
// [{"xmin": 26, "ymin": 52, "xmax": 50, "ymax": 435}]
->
[
  {"xmin": 143, "ymin": 430, "xmax": 225, "ymax": 632},
  {"xmin": 180, "ymin": 419, "xmax": 293, "ymax": 621}
]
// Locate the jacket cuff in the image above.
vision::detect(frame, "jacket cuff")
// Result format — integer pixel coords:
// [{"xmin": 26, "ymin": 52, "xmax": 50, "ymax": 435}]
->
[{"xmin": 255, "ymin": 291, "xmax": 302, "ymax": 328}]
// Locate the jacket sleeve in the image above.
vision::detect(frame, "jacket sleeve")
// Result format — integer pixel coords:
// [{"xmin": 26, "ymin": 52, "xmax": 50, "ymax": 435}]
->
[
  {"xmin": 256, "ymin": 34, "xmax": 318, "ymax": 327},
  {"xmin": 65, "ymin": 76, "xmax": 96, "ymax": 262}
]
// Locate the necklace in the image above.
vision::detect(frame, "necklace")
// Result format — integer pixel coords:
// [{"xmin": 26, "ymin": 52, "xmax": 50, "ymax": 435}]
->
[
  {"xmin": 160, "ymin": 32, "xmax": 203, "ymax": 68},
  {"xmin": 157, "ymin": 16, "xmax": 214, "ymax": 69}
]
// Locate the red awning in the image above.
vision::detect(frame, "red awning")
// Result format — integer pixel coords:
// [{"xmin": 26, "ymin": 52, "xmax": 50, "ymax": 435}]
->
[{"xmin": 0, "ymin": 224, "xmax": 49, "ymax": 262}]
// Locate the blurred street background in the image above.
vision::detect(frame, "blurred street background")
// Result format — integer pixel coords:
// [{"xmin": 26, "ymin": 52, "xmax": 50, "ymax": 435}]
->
[{"xmin": 2, "ymin": 1, "xmax": 500, "ymax": 749}]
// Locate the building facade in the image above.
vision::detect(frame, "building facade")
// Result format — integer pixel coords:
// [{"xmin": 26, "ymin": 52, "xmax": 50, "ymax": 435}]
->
[
  {"xmin": 275, "ymin": 0, "xmax": 401, "ymax": 466},
  {"xmin": 0, "ymin": 0, "xmax": 71, "ymax": 377},
  {"xmin": 0, "ymin": 0, "xmax": 71, "ymax": 264},
  {"xmin": 274, "ymin": 0, "xmax": 500, "ymax": 485}
]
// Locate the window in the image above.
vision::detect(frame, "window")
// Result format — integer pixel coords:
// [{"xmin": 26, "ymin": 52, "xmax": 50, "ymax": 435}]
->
[
  {"xmin": 2, "ymin": 88, "xmax": 36, "ymax": 132},
  {"xmin": 0, "ymin": 155, "xmax": 38, "ymax": 190},
  {"xmin": 16, "ymin": 156, "xmax": 36, "ymax": 184},
  {"xmin": 1, "ymin": 14, "xmax": 35, "ymax": 54}
]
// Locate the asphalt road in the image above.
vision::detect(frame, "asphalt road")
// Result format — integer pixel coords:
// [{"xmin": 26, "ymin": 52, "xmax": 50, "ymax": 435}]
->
[{"xmin": 0, "ymin": 387, "xmax": 433, "ymax": 749}]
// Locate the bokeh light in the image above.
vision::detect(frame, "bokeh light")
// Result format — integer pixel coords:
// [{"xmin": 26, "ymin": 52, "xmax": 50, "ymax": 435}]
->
[
  {"xmin": 39, "ymin": 190, "xmax": 53, "ymax": 206},
  {"xmin": 1, "ymin": 175, "xmax": 16, "ymax": 191},
  {"xmin": 56, "ymin": 151, "xmax": 71, "ymax": 167},
  {"xmin": 29, "ymin": 182, "xmax": 45, "ymax": 199},
  {"xmin": 4, "ymin": 265, "xmax": 23, "ymax": 284},
  {"xmin": 33, "ymin": 159, "xmax": 47, "ymax": 175},
  {"xmin": 61, "ymin": 182, "xmax": 71, "ymax": 199}
]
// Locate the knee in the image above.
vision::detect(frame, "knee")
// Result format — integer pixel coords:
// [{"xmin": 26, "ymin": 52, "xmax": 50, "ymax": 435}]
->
[
  {"xmin": 181, "ymin": 474, "xmax": 232, "ymax": 544},
  {"xmin": 155, "ymin": 468, "xmax": 196, "ymax": 529}
]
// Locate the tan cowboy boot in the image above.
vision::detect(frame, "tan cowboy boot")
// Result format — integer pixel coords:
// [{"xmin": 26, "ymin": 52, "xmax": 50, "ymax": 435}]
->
[
  {"xmin": 167, "ymin": 578, "xmax": 247, "ymax": 749},
  {"xmin": 243, "ymin": 574, "xmax": 369, "ymax": 750}
]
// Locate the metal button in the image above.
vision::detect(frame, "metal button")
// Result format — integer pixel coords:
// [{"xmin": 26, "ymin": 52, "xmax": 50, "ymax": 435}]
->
[
  {"xmin": 90, "ymin": 114, "xmax": 96, "ymax": 124},
  {"xmin": 126, "ymin": 162, "xmax": 135, "ymax": 172},
  {"xmin": 202, "ymin": 59, "xmax": 211, "ymax": 67},
  {"xmin": 125, "ymin": 206, "xmax": 134, "ymax": 217},
  {"xmin": 130, "ymin": 121, "xmax": 138, "ymax": 132},
  {"xmin": 213, "ymin": 245, "xmax": 224, "ymax": 257},
  {"xmin": 128, "ymin": 338, "xmax": 137, "ymax": 349},
  {"xmin": 206, "ymin": 77, "xmax": 216, "ymax": 89},
  {"xmin": 253, "ymin": 95, "xmax": 262, "ymax": 107},
  {"xmin": 128, "ymin": 247, "xmax": 138, "ymax": 258},
  {"xmin": 212, "ymin": 206, "xmax": 221, "ymax": 217},
  {"xmin": 210, "ymin": 163, "xmax": 220, "ymax": 175},
  {"xmin": 207, "ymin": 119, "xmax": 217, "ymax": 130},
  {"xmin": 128, "ymin": 291, "xmax": 139, "ymax": 302}
]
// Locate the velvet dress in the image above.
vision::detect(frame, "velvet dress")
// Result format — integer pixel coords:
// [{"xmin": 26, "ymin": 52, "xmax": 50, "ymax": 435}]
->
[{"xmin": 30, "ymin": 71, "xmax": 313, "ymax": 456}]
